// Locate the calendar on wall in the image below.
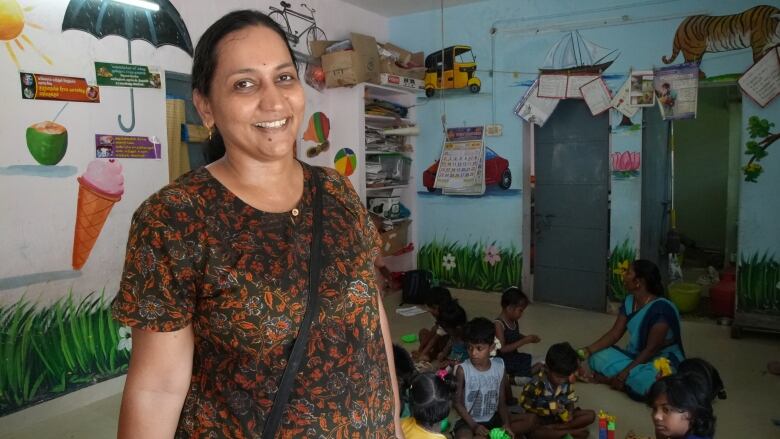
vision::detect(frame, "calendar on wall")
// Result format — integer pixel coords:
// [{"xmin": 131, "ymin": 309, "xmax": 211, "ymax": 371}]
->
[{"xmin": 434, "ymin": 126, "xmax": 486, "ymax": 195}]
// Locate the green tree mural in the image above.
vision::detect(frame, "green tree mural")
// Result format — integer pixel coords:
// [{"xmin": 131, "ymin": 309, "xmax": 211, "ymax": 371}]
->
[{"xmin": 743, "ymin": 116, "xmax": 779, "ymax": 182}]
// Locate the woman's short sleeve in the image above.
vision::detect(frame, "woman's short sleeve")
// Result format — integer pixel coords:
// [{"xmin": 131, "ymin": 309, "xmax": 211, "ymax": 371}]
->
[{"xmin": 112, "ymin": 199, "xmax": 200, "ymax": 332}]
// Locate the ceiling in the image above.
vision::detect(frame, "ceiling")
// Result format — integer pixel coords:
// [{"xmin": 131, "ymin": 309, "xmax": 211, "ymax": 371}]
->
[{"xmin": 338, "ymin": 0, "xmax": 491, "ymax": 17}]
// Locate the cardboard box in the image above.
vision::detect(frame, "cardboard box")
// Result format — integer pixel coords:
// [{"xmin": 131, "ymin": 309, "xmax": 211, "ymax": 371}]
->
[
  {"xmin": 379, "ymin": 73, "xmax": 425, "ymax": 91},
  {"xmin": 310, "ymin": 33, "xmax": 380, "ymax": 88},
  {"xmin": 380, "ymin": 219, "xmax": 410, "ymax": 256},
  {"xmin": 378, "ymin": 42, "xmax": 426, "ymax": 80}
]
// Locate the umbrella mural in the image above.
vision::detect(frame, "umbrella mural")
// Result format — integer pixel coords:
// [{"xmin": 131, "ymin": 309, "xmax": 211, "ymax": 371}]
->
[{"xmin": 61, "ymin": 0, "xmax": 193, "ymax": 132}]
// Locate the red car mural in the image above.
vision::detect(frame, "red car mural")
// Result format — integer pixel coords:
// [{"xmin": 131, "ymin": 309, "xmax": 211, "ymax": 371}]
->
[{"xmin": 423, "ymin": 147, "xmax": 512, "ymax": 192}]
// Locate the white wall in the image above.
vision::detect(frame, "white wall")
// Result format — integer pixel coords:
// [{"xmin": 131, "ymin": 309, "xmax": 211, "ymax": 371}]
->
[{"xmin": 0, "ymin": 0, "xmax": 388, "ymax": 306}]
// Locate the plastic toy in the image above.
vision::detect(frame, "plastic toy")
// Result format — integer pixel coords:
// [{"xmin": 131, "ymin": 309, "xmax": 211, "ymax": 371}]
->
[
  {"xmin": 488, "ymin": 427, "xmax": 511, "ymax": 439},
  {"xmin": 440, "ymin": 418, "xmax": 449, "ymax": 433},
  {"xmin": 400, "ymin": 333, "xmax": 418, "ymax": 343},
  {"xmin": 598, "ymin": 410, "xmax": 616, "ymax": 439}
]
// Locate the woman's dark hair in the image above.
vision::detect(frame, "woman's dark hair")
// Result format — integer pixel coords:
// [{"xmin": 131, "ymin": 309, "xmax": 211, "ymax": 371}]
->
[
  {"xmin": 437, "ymin": 299, "xmax": 467, "ymax": 331},
  {"xmin": 677, "ymin": 358, "xmax": 727, "ymax": 402},
  {"xmin": 648, "ymin": 373, "xmax": 716, "ymax": 437},
  {"xmin": 409, "ymin": 373, "xmax": 451, "ymax": 429},
  {"xmin": 424, "ymin": 286, "xmax": 453, "ymax": 309},
  {"xmin": 501, "ymin": 286, "xmax": 529, "ymax": 309},
  {"xmin": 191, "ymin": 10, "xmax": 298, "ymax": 163},
  {"xmin": 463, "ymin": 317, "xmax": 495, "ymax": 345},
  {"xmin": 632, "ymin": 259, "xmax": 665, "ymax": 297},
  {"xmin": 545, "ymin": 342, "xmax": 579, "ymax": 376}
]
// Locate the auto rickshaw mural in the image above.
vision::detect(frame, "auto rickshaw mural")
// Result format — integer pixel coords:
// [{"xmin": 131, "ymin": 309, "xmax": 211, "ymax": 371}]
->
[{"xmin": 424, "ymin": 45, "xmax": 481, "ymax": 97}]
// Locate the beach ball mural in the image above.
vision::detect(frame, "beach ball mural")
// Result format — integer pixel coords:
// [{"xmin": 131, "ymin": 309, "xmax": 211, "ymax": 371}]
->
[{"xmin": 334, "ymin": 148, "xmax": 357, "ymax": 177}]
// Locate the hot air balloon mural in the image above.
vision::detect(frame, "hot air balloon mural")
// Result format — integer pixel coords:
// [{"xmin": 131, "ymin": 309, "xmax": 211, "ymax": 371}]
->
[{"xmin": 304, "ymin": 111, "xmax": 330, "ymax": 158}]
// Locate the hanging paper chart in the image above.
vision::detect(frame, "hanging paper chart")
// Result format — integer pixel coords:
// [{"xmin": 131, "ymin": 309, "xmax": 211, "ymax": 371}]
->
[{"xmin": 334, "ymin": 148, "xmax": 357, "ymax": 176}]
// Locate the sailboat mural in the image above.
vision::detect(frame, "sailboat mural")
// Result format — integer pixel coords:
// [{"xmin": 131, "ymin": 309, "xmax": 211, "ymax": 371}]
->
[{"xmin": 540, "ymin": 31, "xmax": 619, "ymax": 74}]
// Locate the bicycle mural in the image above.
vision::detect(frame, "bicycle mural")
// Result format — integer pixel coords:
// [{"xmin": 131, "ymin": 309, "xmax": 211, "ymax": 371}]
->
[{"xmin": 268, "ymin": 1, "xmax": 326, "ymax": 56}]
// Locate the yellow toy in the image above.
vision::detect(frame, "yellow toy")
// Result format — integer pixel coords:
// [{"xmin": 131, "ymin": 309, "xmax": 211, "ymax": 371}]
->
[
  {"xmin": 424, "ymin": 45, "xmax": 481, "ymax": 97},
  {"xmin": 653, "ymin": 357, "xmax": 673, "ymax": 378}
]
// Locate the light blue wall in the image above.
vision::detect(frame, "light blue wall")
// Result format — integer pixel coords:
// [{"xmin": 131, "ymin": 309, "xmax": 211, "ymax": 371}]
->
[{"xmin": 391, "ymin": 0, "xmax": 779, "ymax": 264}]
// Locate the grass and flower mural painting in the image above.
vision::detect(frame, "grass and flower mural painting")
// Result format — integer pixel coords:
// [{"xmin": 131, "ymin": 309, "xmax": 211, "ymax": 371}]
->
[
  {"xmin": 0, "ymin": 292, "xmax": 130, "ymax": 416},
  {"xmin": 418, "ymin": 239, "xmax": 522, "ymax": 291},
  {"xmin": 737, "ymin": 252, "xmax": 780, "ymax": 313},
  {"xmin": 608, "ymin": 239, "xmax": 638, "ymax": 301}
]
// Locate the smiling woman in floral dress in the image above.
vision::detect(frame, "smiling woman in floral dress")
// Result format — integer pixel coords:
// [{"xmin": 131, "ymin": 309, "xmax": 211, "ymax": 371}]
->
[{"xmin": 112, "ymin": 10, "xmax": 400, "ymax": 438}]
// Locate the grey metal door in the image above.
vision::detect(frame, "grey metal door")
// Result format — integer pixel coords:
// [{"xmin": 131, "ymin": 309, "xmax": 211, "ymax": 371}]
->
[
  {"xmin": 640, "ymin": 104, "xmax": 670, "ymax": 278},
  {"xmin": 533, "ymin": 100, "xmax": 609, "ymax": 311}
]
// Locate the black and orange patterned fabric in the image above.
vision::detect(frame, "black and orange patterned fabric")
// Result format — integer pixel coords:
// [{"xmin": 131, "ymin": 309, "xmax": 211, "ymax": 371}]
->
[{"xmin": 112, "ymin": 163, "xmax": 395, "ymax": 438}]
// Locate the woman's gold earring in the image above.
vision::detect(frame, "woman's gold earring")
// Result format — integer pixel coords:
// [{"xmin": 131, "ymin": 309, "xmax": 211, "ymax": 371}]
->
[{"xmin": 207, "ymin": 126, "xmax": 213, "ymax": 141}]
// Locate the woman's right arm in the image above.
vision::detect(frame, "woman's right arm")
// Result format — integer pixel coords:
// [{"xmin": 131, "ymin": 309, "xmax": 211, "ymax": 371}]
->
[
  {"xmin": 586, "ymin": 314, "xmax": 628, "ymax": 355},
  {"xmin": 118, "ymin": 325, "xmax": 195, "ymax": 439}
]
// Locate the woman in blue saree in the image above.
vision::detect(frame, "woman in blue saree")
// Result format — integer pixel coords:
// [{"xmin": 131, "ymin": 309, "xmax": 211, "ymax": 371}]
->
[{"xmin": 579, "ymin": 259, "xmax": 685, "ymax": 400}]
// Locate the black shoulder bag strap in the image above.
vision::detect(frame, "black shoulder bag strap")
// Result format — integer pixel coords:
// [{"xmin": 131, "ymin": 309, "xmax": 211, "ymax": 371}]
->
[{"xmin": 262, "ymin": 167, "xmax": 323, "ymax": 438}]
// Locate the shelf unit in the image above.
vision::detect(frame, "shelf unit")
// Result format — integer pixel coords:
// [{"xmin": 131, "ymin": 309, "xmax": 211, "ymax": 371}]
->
[{"xmin": 302, "ymin": 82, "xmax": 418, "ymax": 272}]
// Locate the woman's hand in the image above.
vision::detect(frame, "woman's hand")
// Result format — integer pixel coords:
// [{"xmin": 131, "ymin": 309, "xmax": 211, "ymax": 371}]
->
[
  {"xmin": 576, "ymin": 360, "xmax": 594, "ymax": 383},
  {"xmin": 610, "ymin": 370, "xmax": 629, "ymax": 391}
]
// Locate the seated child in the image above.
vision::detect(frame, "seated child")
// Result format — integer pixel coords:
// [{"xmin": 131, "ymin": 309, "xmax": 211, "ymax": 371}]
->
[
  {"xmin": 647, "ymin": 373, "xmax": 716, "ymax": 439},
  {"xmin": 676, "ymin": 358, "xmax": 726, "ymax": 402},
  {"xmin": 435, "ymin": 299, "xmax": 469, "ymax": 367},
  {"xmin": 401, "ymin": 372, "xmax": 451, "ymax": 439},
  {"xmin": 519, "ymin": 342, "xmax": 595, "ymax": 439},
  {"xmin": 414, "ymin": 287, "xmax": 454, "ymax": 362},
  {"xmin": 394, "ymin": 344, "xmax": 417, "ymax": 418},
  {"xmin": 454, "ymin": 317, "xmax": 537, "ymax": 439},
  {"xmin": 495, "ymin": 287, "xmax": 541, "ymax": 382}
]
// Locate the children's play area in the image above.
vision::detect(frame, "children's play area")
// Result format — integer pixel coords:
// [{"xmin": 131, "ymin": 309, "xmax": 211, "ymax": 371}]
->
[{"xmin": 1, "ymin": 0, "xmax": 779, "ymax": 438}]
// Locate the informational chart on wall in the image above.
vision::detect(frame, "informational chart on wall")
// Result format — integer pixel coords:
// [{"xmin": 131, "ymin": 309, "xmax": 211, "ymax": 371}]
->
[
  {"xmin": 653, "ymin": 63, "xmax": 699, "ymax": 120},
  {"xmin": 514, "ymin": 79, "xmax": 560, "ymax": 126},
  {"xmin": 20, "ymin": 72, "xmax": 100, "ymax": 102},
  {"xmin": 95, "ymin": 62, "xmax": 162, "ymax": 89},
  {"xmin": 95, "ymin": 134, "xmax": 162, "ymax": 159},
  {"xmin": 434, "ymin": 126, "xmax": 485, "ymax": 195},
  {"xmin": 738, "ymin": 46, "xmax": 780, "ymax": 108}
]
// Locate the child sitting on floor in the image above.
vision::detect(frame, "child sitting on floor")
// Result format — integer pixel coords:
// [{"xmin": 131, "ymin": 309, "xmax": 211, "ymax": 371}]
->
[
  {"xmin": 519, "ymin": 342, "xmax": 595, "ymax": 439},
  {"xmin": 434, "ymin": 299, "xmax": 469, "ymax": 368},
  {"xmin": 401, "ymin": 372, "xmax": 451, "ymax": 439},
  {"xmin": 647, "ymin": 373, "xmax": 716, "ymax": 439},
  {"xmin": 394, "ymin": 344, "xmax": 417, "ymax": 418},
  {"xmin": 453, "ymin": 317, "xmax": 537, "ymax": 439},
  {"xmin": 413, "ymin": 287, "xmax": 454, "ymax": 362},
  {"xmin": 495, "ymin": 287, "xmax": 541, "ymax": 384}
]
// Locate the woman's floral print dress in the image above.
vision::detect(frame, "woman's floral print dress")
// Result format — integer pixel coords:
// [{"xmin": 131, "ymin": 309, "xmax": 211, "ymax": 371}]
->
[{"xmin": 112, "ymin": 164, "xmax": 395, "ymax": 438}]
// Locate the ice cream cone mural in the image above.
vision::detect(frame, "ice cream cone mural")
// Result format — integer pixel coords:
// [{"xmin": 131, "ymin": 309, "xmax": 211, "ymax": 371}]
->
[
  {"xmin": 72, "ymin": 159, "xmax": 124, "ymax": 270},
  {"xmin": 304, "ymin": 112, "xmax": 331, "ymax": 158}
]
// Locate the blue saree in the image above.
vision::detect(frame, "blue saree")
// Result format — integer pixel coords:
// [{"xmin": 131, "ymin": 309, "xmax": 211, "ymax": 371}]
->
[{"xmin": 589, "ymin": 295, "xmax": 685, "ymax": 399}]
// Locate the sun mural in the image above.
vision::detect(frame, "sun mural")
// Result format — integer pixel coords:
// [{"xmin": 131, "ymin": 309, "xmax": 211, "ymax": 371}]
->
[{"xmin": 0, "ymin": 0, "xmax": 51, "ymax": 68}]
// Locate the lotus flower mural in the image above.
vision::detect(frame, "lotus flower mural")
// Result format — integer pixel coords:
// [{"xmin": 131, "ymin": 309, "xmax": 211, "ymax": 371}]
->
[{"xmin": 611, "ymin": 151, "xmax": 641, "ymax": 179}]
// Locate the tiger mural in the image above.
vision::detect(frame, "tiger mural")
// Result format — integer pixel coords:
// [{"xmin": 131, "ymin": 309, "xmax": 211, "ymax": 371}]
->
[{"xmin": 663, "ymin": 5, "xmax": 780, "ymax": 64}]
